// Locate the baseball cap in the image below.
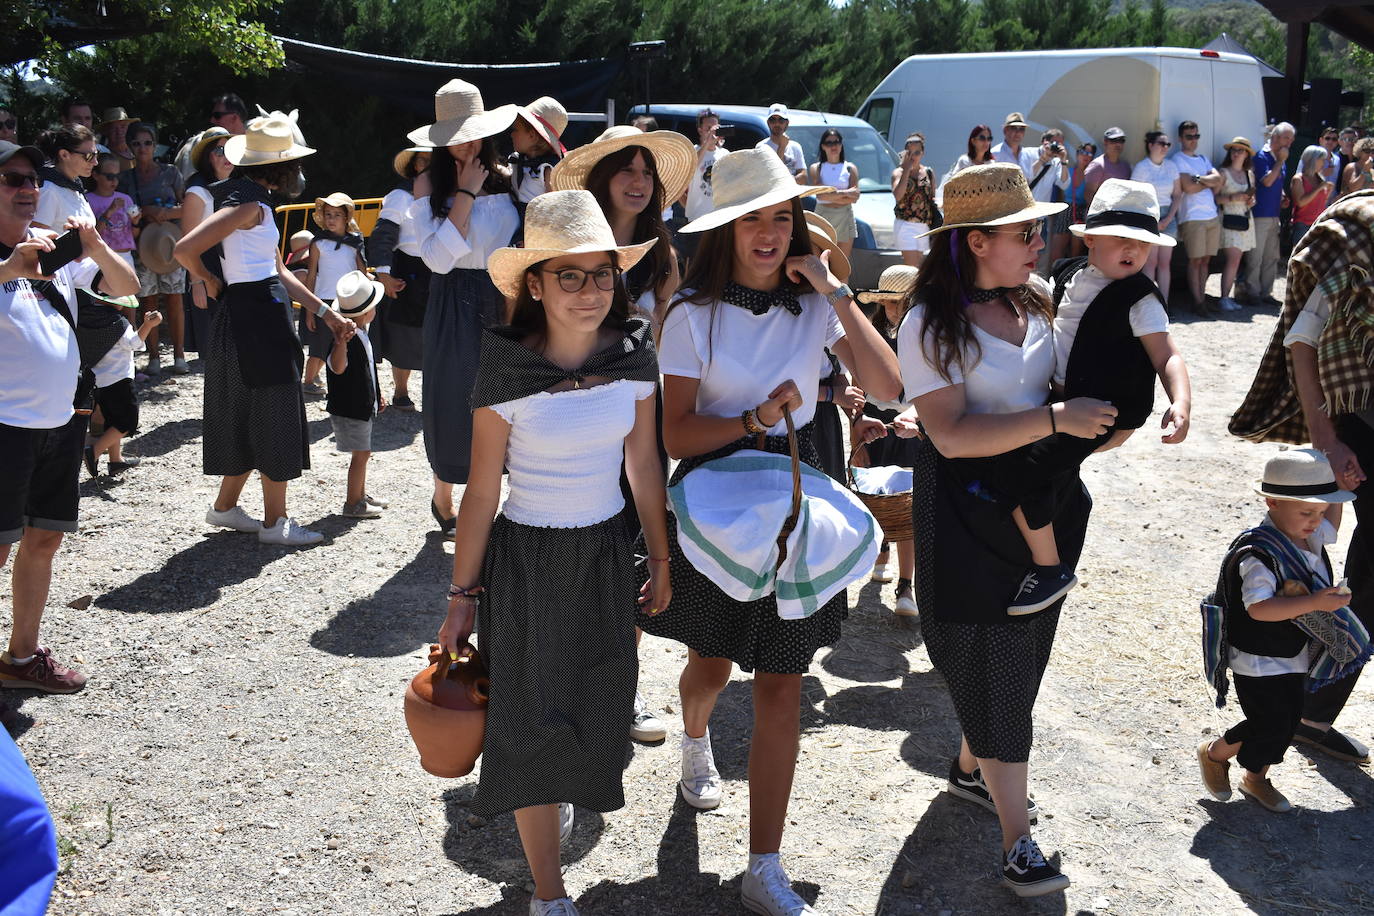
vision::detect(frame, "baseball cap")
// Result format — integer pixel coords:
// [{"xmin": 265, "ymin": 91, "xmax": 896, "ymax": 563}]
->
[
  {"xmin": 767, "ymin": 103, "xmax": 789, "ymax": 120},
  {"xmin": 0, "ymin": 141, "xmax": 43, "ymax": 170},
  {"xmin": 1104, "ymin": 126, "xmax": 1126, "ymax": 140}
]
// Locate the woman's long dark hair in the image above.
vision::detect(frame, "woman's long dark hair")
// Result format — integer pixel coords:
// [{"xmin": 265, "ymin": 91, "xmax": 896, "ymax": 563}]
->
[
  {"xmin": 584, "ymin": 144, "xmax": 673, "ymax": 299},
  {"xmin": 905, "ymin": 227, "xmax": 1052, "ymax": 384},
  {"xmin": 37, "ymin": 124, "xmax": 94, "ymax": 163},
  {"xmin": 506, "ymin": 252, "xmax": 631, "ymax": 342},
  {"xmin": 816, "ymin": 128, "xmax": 844, "ymax": 164},
  {"xmin": 427, "ymin": 139, "xmax": 511, "ymax": 220},
  {"xmin": 967, "ymin": 124, "xmax": 994, "ymax": 164}
]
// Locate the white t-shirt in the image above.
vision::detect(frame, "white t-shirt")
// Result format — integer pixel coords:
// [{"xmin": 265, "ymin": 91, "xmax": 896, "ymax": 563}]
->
[
  {"xmin": 1130, "ymin": 158, "xmax": 1180, "ymax": 213},
  {"xmin": 687, "ymin": 146, "xmax": 729, "ymax": 221},
  {"xmin": 376, "ymin": 188, "xmax": 421, "ymax": 266},
  {"xmin": 1052, "ymin": 264, "xmax": 1169, "ymax": 387},
  {"xmin": 0, "ymin": 230, "xmax": 102, "ymax": 428},
  {"xmin": 991, "ymin": 142, "xmax": 1039, "ymax": 181},
  {"xmin": 92, "ymin": 319, "xmax": 144, "ymax": 388},
  {"xmin": 756, "ymin": 137, "xmax": 806, "ymax": 176},
  {"xmin": 1169, "ymin": 151, "xmax": 1218, "ymax": 222},
  {"xmin": 34, "ymin": 182, "xmax": 94, "ymax": 232},
  {"xmin": 658, "ymin": 289, "xmax": 845, "ymax": 433},
  {"xmin": 1231, "ymin": 514, "xmax": 1335, "ymax": 676},
  {"xmin": 1026, "ymin": 155, "xmax": 1069, "ymax": 203},
  {"xmin": 898, "ymin": 275, "xmax": 1055, "ymax": 415}
]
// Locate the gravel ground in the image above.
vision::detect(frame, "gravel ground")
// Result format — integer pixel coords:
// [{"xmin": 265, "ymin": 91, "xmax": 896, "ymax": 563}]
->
[{"xmin": 5, "ymin": 277, "xmax": 1374, "ymax": 916}]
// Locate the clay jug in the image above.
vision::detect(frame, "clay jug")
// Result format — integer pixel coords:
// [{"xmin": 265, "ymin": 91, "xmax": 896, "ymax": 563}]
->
[{"xmin": 403, "ymin": 643, "xmax": 489, "ymax": 777}]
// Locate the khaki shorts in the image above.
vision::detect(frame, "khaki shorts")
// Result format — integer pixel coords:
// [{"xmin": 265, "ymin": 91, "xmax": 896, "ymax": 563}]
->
[{"xmin": 1178, "ymin": 217, "xmax": 1220, "ymax": 260}]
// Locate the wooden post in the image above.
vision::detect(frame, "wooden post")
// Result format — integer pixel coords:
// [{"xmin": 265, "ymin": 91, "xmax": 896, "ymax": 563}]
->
[{"xmin": 1285, "ymin": 19, "xmax": 1309, "ymax": 127}]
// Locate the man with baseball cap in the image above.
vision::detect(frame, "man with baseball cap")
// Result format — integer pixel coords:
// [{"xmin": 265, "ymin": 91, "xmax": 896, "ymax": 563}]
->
[
  {"xmin": 755, "ymin": 102, "xmax": 806, "ymax": 182},
  {"xmin": 991, "ymin": 111, "xmax": 1039, "ymax": 181},
  {"xmin": 0, "ymin": 140, "xmax": 139, "ymax": 694},
  {"xmin": 1085, "ymin": 127, "xmax": 1132, "ymax": 207}
]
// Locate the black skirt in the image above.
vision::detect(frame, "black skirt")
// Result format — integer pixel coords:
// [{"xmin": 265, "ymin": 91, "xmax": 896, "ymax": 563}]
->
[
  {"xmin": 373, "ymin": 249, "xmax": 429, "ymax": 371},
  {"xmin": 636, "ymin": 422, "xmax": 846, "ymax": 674},
  {"xmin": 471, "ymin": 513, "xmax": 639, "ymax": 817},
  {"xmin": 812, "ymin": 401, "xmax": 847, "ymax": 483}
]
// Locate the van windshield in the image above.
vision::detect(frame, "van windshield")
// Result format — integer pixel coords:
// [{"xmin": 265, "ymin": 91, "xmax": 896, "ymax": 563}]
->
[{"xmin": 790, "ymin": 125, "xmax": 900, "ymax": 192}]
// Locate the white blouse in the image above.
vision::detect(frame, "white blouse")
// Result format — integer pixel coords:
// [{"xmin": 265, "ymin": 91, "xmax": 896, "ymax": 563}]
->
[
  {"xmin": 658, "ymin": 290, "xmax": 845, "ymax": 433},
  {"xmin": 220, "ymin": 202, "xmax": 279, "ymax": 285},
  {"xmin": 407, "ymin": 194, "xmax": 519, "ymax": 274},
  {"xmin": 487, "ymin": 379, "xmax": 657, "ymax": 528},
  {"xmin": 34, "ymin": 183, "xmax": 94, "ymax": 231}
]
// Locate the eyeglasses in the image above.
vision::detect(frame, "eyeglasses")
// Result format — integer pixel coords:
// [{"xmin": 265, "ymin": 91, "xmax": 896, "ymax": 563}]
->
[
  {"xmin": 1182, "ymin": 133, "xmax": 1200, "ymax": 140},
  {"xmin": 1152, "ymin": 139, "xmax": 1173, "ymax": 148},
  {"xmin": 976, "ymin": 134, "xmax": 993, "ymax": 141},
  {"xmin": 0, "ymin": 119, "xmax": 15, "ymax": 131},
  {"xmin": 130, "ymin": 139, "xmax": 154, "ymax": 148},
  {"xmin": 541, "ymin": 266, "xmax": 620, "ymax": 293},
  {"xmin": 209, "ymin": 110, "xmax": 234, "ymax": 120},
  {"xmin": 982, "ymin": 220, "xmax": 1044, "ymax": 245},
  {"xmin": 0, "ymin": 171, "xmax": 41, "ymax": 189}
]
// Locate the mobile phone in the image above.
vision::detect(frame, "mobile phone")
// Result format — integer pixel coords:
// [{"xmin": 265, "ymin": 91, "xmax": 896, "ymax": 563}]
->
[
  {"xmin": 37, "ymin": 230, "xmax": 83, "ymax": 276},
  {"xmin": 716, "ymin": 126, "xmax": 735, "ymax": 138}
]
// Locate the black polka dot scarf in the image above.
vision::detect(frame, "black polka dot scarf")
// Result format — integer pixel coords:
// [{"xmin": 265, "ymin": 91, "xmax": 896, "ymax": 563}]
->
[
  {"xmin": 722, "ymin": 282, "xmax": 803, "ymax": 317},
  {"xmin": 967, "ymin": 286, "xmax": 1010, "ymax": 303}
]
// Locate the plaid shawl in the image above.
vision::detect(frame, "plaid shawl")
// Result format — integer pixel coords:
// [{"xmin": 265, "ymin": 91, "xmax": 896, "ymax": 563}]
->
[{"xmin": 1230, "ymin": 190, "xmax": 1374, "ymax": 443}]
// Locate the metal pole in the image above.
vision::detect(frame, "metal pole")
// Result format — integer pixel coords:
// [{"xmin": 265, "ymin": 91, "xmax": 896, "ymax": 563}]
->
[{"xmin": 1285, "ymin": 20, "xmax": 1309, "ymax": 127}]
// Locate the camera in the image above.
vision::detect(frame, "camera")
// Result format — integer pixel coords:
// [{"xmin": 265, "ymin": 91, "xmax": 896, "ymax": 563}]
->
[{"xmin": 1049, "ymin": 142, "xmax": 1064, "ymax": 155}]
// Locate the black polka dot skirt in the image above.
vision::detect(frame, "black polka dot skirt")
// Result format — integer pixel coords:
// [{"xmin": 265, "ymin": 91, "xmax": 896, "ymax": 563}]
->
[
  {"xmin": 202, "ymin": 281, "xmax": 309, "ymax": 482},
  {"xmin": 471, "ymin": 513, "xmax": 639, "ymax": 817},
  {"xmin": 911, "ymin": 435, "xmax": 1064, "ymax": 763},
  {"xmin": 636, "ymin": 424, "xmax": 846, "ymax": 675}
]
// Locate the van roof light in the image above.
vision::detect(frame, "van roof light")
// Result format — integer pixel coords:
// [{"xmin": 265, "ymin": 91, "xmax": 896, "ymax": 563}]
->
[{"xmin": 1200, "ymin": 50, "xmax": 1220, "ymax": 58}]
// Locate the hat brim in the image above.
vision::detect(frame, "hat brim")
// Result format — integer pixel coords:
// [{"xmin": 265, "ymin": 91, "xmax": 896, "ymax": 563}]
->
[
  {"xmin": 100, "ymin": 117, "xmax": 138, "ymax": 130},
  {"xmin": 548, "ymin": 131, "xmax": 697, "ymax": 208},
  {"xmin": 855, "ymin": 287, "xmax": 913, "ymax": 305},
  {"xmin": 392, "ymin": 146, "xmax": 431, "ymax": 178},
  {"xmin": 1253, "ymin": 481, "xmax": 1357, "ymax": 504},
  {"xmin": 0, "ymin": 144, "xmax": 44, "ymax": 170},
  {"xmin": 337, "ymin": 280, "xmax": 386, "ymax": 318},
  {"xmin": 1069, "ymin": 222, "xmax": 1177, "ymax": 247},
  {"xmin": 486, "ymin": 238, "xmax": 658, "ymax": 300},
  {"xmin": 85, "ymin": 289, "xmax": 140, "ymax": 310},
  {"xmin": 516, "ymin": 110, "xmax": 565, "ymax": 159},
  {"xmin": 1005, "ymin": 121, "xmax": 1028, "ymax": 129},
  {"xmin": 223, "ymin": 134, "xmax": 316, "ymax": 167},
  {"xmin": 190, "ymin": 129, "xmax": 231, "ymax": 167},
  {"xmin": 137, "ymin": 223, "xmax": 183, "ymax": 276},
  {"xmin": 680, "ymin": 183, "xmax": 834, "ymax": 234},
  {"xmin": 406, "ymin": 104, "xmax": 519, "ymax": 149},
  {"xmin": 807, "ymin": 227, "xmax": 851, "ymax": 282},
  {"xmin": 915, "ymin": 200, "xmax": 1066, "ymax": 240}
]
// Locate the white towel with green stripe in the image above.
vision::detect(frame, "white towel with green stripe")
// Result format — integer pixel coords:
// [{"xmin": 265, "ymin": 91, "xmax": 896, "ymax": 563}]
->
[{"xmin": 669, "ymin": 450, "xmax": 882, "ymax": 620}]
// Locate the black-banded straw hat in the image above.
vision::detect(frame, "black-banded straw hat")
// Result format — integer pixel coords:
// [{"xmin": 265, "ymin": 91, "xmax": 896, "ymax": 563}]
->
[
  {"xmin": 335, "ymin": 270, "xmax": 386, "ymax": 318},
  {"xmin": 1255, "ymin": 448, "xmax": 1356, "ymax": 503},
  {"xmin": 1070, "ymin": 178, "xmax": 1175, "ymax": 247}
]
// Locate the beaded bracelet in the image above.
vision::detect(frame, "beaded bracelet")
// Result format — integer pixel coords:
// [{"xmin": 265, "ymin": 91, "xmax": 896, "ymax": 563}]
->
[
  {"xmin": 448, "ymin": 584, "xmax": 485, "ymax": 599},
  {"xmin": 741, "ymin": 409, "xmax": 766, "ymax": 436}
]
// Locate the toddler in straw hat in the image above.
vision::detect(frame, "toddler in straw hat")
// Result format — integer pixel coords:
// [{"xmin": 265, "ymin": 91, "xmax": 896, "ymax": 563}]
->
[
  {"xmin": 980, "ymin": 178, "xmax": 1193, "ymax": 615},
  {"xmin": 508, "ymin": 96, "xmax": 567, "ymax": 205},
  {"xmin": 1197, "ymin": 448, "xmax": 1359, "ymax": 813}
]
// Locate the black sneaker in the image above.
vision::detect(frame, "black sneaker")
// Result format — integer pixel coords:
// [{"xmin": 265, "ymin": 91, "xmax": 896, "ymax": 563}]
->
[
  {"xmin": 1001, "ymin": 834, "xmax": 1069, "ymax": 897},
  {"xmin": 1293, "ymin": 724, "xmax": 1370, "ymax": 763},
  {"xmin": 946, "ymin": 760, "xmax": 1039, "ymax": 822},
  {"xmin": 392, "ymin": 393, "xmax": 416, "ymax": 412},
  {"xmin": 1007, "ymin": 564, "xmax": 1078, "ymax": 616}
]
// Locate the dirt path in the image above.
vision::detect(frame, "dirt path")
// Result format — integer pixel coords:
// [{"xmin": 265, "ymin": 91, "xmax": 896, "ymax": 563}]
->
[{"xmin": 6, "ymin": 277, "xmax": 1373, "ymax": 916}]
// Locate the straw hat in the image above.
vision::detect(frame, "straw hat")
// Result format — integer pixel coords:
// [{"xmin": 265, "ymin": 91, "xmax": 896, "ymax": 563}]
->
[
  {"xmin": 334, "ymin": 270, "xmax": 385, "ymax": 318},
  {"xmin": 548, "ymin": 125, "xmax": 697, "ymax": 205},
  {"xmin": 99, "ymin": 107, "xmax": 138, "ymax": 131},
  {"xmin": 137, "ymin": 222, "xmax": 182, "ymax": 275},
  {"xmin": 803, "ymin": 211, "xmax": 851, "ymax": 282},
  {"xmin": 916, "ymin": 163, "xmax": 1065, "ymax": 239},
  {"xmin": 1254, "ymin": 448, "xmax": 1356, "ymax": 504},
  {"xmin": 189, "ymin": 127, "xmax": 231, "ymax": 170},
  {"xmin": 406, "ymin": 80, "xmax": 519, "ymax": 148},
  {"xmin": 285, "ymin": 229, "xmax": 314, "ymax": 266},
  {"xmin": 1224, "ymin": 136, "xmax": 1255, "ymax": 157},
  {"xmin": 1070, "ymin": 178, "xmax": 1176, "ymax": 247},
  {"xmin": 1003, "ymin": 111, "xmax": 1029, "ymax": 128},
  {"xmin": 856, "ymin": 265, "xmax": 920, "ymax": 304},
  {"xmin": 224, "ymin": 111, "xmax": 315, "ymax": 167},
  {"xmin": 679, "ymin": 147, "xmax": 832, "ymax": 234},
  {"xmin": 517, "ymin": 96, "xmax": 569, "ymax": 157},
  {"xmin": 392, "ymin": 146, "xmax": 432, "ymax": 178},
  {"xmin": 486, "ymin": 189, "xmax": 658, "ymax": 299},
  {"xmin": 312, "ymin": 192, "xmax": 356, "ymax": 230}
]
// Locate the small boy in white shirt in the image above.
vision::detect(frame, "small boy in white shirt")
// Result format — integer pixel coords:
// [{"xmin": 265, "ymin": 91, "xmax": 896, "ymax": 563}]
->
[{"xmin": 85, "ymin": 298, "xmax": 160, "ymax": 475}]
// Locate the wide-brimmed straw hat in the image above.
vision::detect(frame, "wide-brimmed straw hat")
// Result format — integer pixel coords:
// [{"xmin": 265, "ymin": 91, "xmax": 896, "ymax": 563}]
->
[
  {"xmin": 224, "ymin": 111, "xmax": 315, "ymax": 167},
  {"xmin": 679, "ymin": 147, "xmax": 832, "ymax": 234},
  {"xmin": 137, "ymin": 222, "xmax": 182, "ymax": 275},
  {"xmin": 312, "ymin": 192, "xmax": 356, "ymax": 229},
  {"xmin": 517, "ymin": 96, "xmax": 569, "ymax": 157},
  {"xmin": 1070, "ymin": 178, "xmax": 1176, "ymax": 248},
  {"xmin": 406, "ymin": 80, "xmax": 518, "ymax": 148},
  {"xmin": 99, "ymin": 107, "xmax": 138, "ymax": 131},
  {"xmin": 856, "ymin": 265, "xmax": 921, "ymax": 304},
  {"xmin": 392, "ymin": 146, "xmax": 432, "ymax": 178},
  {"xmin": 1224, "ymin": 136, "xmax": 1255, "ymax": 157},
  {"xmin": 803, "ymin": 212, "xmax": 851, "ymax": 282},
  {"xmin": 486, "ymin": 189, "xmax": 658, "ymax": 299},
  {"xmin": 189, "ymin": 127, "xmax": 231, "ymax": 170},
  {"xmin": 1254, "ymin": 448, "xmax": 1356, "ymax": 504},
  {"xmin": 548, "ymin": 125, "xmax": 696, "ymax": 205},
  {"xmin": 335, "ymin": 270, "xmax": 385, "ymax": 318},
  {"xmin": 916, "ymin": 163, "xmax": 1064, "ymax": 239}
]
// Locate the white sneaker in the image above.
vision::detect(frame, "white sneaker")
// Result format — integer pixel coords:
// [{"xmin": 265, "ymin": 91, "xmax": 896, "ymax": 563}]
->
[
  {"xmin": 559, "ymin": 802, "xmax": 574, "ymax": 846},
  {"xmin": 363, "ymin": 493, "xmax": 389, "ymax": 509},
  {"xmin": 342, "ymin": 499, "xmax": 382, "ymax": 519},
  {"xmin": 258, "ymin": 517, "xmax": 324, "ymax": 546},
  {"xmin": 680, "ymin": 730, "xmax": 723, "ymax": 809},
  {"xmin": 870, "ymin": 562, "xmax": 892, "ymax": 583},
  {"xmin": 893, "ymin": 589, "xmax": 919, "ymax": 617},
  {"xmin": 742, "ymin": 855, "xmax": 818, "ymax": 915},
  {"xmin": 529, "ymin": 896, "xmax": 579, "ymax": 916},
  {"xmin": 206, "ymin": 505, "xmax": 261, "ymax": 533},
  {"xmin": 630, "ymin": 691, "xmax": 668, "ymax": 742}
]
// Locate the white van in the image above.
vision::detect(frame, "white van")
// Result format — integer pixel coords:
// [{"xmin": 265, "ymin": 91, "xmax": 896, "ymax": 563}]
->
[{"xmin": 857, "ymin": 47, "xmax": 1267, "ymax": 191}]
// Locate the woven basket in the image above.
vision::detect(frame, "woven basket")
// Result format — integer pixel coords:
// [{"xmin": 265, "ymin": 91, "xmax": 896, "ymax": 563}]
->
[{"xmin": 847, "ymin": 438, "xmax": 913, "ymax": 542}]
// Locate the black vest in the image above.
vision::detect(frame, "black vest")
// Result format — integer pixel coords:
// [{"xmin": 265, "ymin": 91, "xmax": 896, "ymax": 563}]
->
[
  {"xmin": 1223, "ymin": 540, "xmax": 1327, "ymax": 659},
  {"xmin": 1052, "ymin": 257, "xmax": 1159, "ymax": 431},
  {"xmin": 325, "ymin": 334, "xmax": 380, "ymax": 422}
]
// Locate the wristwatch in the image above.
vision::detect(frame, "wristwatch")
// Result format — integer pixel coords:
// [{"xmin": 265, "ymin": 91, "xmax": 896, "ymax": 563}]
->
[{"xmin": 825, "ymin": 284, "xmax": 854, "ymax": 307}]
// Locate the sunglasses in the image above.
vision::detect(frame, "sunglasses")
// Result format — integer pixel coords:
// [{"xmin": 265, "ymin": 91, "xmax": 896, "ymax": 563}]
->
[
  {"xmin": 983, "ymin": 220, "xmax": 1044, "ymax": 245},
  {"xmin": 209, "ymin": 145, "xmax": 228, "ymax": 157},
  {"xmin": 541, "ymin": 265, "xmax": 620, "ymax": 293},
  {"xmin": 68, "ymin": 149, "xmax": 98, "ymax": 162},
  {"xmin": 0, "ymin": 170, "xmax": 42, "ymax": 189},
  {"xmin": 0, "ymin": 118, "xmax": 15, "ymax": 130},
  {"xmin": 1007, "ymin": 126, "xmax": 1026, "ymax": 132},
  {"xmin": 130, "ymin": 139, "xmax": 154, "ymax": 148},
  {"xmin": 1182, "ymin": 133, "xmax": 1200, "ymax": 140},
  {"xmin": 95, "ymin": 170, "xmax": 120, "ymax": 180},
  {"xmin": 822, "ymin": 139, "xmax": 842, "ymax": 147},
  {"xmin": 1152, "ymin": 139, "xmax": 1173, "ymax": 148}
]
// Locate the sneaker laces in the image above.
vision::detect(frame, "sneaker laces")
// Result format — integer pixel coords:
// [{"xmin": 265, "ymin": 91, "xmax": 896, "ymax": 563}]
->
[
  {"xmin": 1007, "ymin": 835, "xmax": 1048, "ymax": 870},
  {"xmin": 536, "ymin": 897, "xmax": 578, "ymax": 916},
  {"xmin": 1015, "ymin": 571, "xmax": 1039, "ymax": 597},
  {"xmin": 751, "ymin": 857, "xmax": 806, "ymax": 913},
  {"xmin": 24, "ymin": 647, "xmax": 57, "ymax": 679},
  {"xmin": 682, "ymin": 734, "xmax": 718, "ymax": 787}
]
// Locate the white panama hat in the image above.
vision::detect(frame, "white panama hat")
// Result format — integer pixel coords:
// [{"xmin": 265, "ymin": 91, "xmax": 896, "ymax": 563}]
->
[
  {"xmin": 334, "ymin": 270, "xmax": 386, "ymax": 318},
  {"xmin": 679, "ymin": 147, "xmax": 832, "ymax": 234},
  {"xmin": 1254, "ymin": 448, "xmax": 1356, "ymax": 504},
  {"xmin": 223, "ymin": 111, "xmax": 315, "ymax": 167},
  {"xmin": 1070, "ymin": 177, "xmax": 1177, "ymax": 247}
]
